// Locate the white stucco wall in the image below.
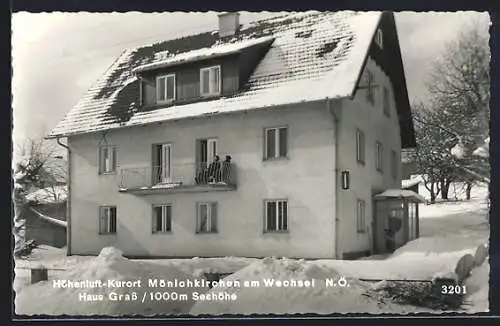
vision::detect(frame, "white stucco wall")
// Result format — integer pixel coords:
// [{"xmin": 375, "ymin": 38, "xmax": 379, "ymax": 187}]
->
[
  {"xmin": 68, "ymin": 102, "xmax": 338, "ymax": 258},
  {"xmin": 336, "ymin": 56, "xmax": 402, "ymax": 257}
]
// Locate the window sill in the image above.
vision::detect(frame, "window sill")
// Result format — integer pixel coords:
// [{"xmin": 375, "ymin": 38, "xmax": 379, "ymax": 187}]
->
[
  {"xmin": 196, "ymin": 231, "xmax": 218, "ymax": 235},
  {"xmin": 376, "ymin": 168, "xmax": 383, "ymax": 174},
  {"xmin": 263, "ymin": 230, "xmax": 289, "ymax": 234},
  {"xmin": 152, "ymin": 231, "xmax": 173, "ymax": 235},
  {"xmin": 156, "ymin": 100, "xmax": 175, "ymax": 106},
  {"xmin": 357, "ymin": 231, "xmax": 366, "ymax": 234},
  {"xmin": 100, "ymin": 171, "xmax": 117, "ymax": 176},
  {"xmin": 263, "ymin": 156, "xmax": 289, "ymax": 162},
  {"xmin": 357, "ymin": 160, "xmax": 365, "ymax": 166},
  {"xmin": 200, "ymin": 92, "xmax": 221, "ymax": 99},
  {"xmin": 98, "ymin": 233, "xmax": 117, "ymax": 235}
]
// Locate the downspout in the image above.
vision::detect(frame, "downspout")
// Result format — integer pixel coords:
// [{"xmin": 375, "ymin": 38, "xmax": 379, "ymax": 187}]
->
[
  {"xmin": 56, "ymin": 137, "xmax": 71, "ymax": 256},
  {"xmin": 326, "ymin": 98, "xmax": 341, "ymax": 259}
]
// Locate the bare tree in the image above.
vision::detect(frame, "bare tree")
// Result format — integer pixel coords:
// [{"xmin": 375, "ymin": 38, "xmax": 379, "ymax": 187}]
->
[
  {"xmin": 428, "ymin": 22, "xmax": 490, "ymax": 185},
  {"xmin": 414, "ymin": 22, "xmax": 490, "ymax": 202},
  {"xmin": 12, "ymin": 138, "xmax": 67, "ymax": 253}
]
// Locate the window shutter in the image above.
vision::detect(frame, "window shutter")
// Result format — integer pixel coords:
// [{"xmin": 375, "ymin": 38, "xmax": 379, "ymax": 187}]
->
[
  {"xmin": 196, "ymin": 203, "xmax": 200, "ymax": 233},
  {"xmin": 152, "ymin": 207, "xmax": 158, "ymax": 233},
  {"xmin": 266, "ymin": 129, "xmax": 276, "ymax": 159},
  {"xmin": 110, "ymin": 208, "xmax": 117, "ymax": 233},
  {"xmin": 279, "ymin": 128, "xmax": 288, "ymax": 157},
  {"xmin": 202, "ymin": 70, "xmax": 210, "ymax": 94},
  {"xmin": 282, "ymin": 201, "xmax": 288, "ymax": 230},
  {"xmin": 166, "ymin": 205, "xmax": 172, "ymax": 232},
  {"xmin": 98, "ymin": 207, "xmax": 105, "ymax": 233},
  {"xmin": 211, "ymin": 202, "xmax": 218, "ymax": 232},
  {"xmin": 157, "ymin": 77, "xmax": 166, "ymax": 102},
  {"xmin": 112, "ymin": 147, "xmax": 117, "ymax": 171},
  {"xmin": 98, "ymin": 147, "xmax": 103, "ymax": 174},
  {"xmin": 166, "ymin": 75, "xmax": 175, "ymax": 100}
]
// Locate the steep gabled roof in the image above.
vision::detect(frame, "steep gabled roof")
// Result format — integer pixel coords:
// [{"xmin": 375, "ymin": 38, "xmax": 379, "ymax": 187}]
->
[{"xmin": 49, "ymin": 11, "xmax": 403, "ymax": 141}]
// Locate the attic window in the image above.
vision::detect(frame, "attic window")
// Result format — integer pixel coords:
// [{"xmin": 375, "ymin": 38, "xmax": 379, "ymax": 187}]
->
[
  {"xmin": 375, "ymin": 28, "xmax": 383, "ymax": 48},
  {"xmin": 156, "ymin": 74, "xmax": 176, "ymax": 104},
  {"xmin": 200, "ymin": 66, "xmax": 221, "ymax": 97}
]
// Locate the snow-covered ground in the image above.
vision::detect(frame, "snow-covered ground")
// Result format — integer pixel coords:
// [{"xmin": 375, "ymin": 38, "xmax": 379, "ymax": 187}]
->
[{"xmin": 14, "ymin": 183, "xmax": 489, "ymax": 316}]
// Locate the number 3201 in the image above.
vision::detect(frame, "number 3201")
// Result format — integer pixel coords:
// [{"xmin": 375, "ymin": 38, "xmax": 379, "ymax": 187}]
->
[{"xmin": 441, "ymin": 285, "xmax": 467, "ymax": 294}]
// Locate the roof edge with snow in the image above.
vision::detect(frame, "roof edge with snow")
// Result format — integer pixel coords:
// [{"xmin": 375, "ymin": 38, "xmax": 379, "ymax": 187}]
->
[{"xmin": 29, "ymin": 207, "xmax": 67, "ymax": 228}]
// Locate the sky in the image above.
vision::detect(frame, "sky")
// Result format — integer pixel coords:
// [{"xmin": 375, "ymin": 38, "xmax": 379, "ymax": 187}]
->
[{"xmin": 11, "ymin": 11, "xmax": 491, "ymax": 159}]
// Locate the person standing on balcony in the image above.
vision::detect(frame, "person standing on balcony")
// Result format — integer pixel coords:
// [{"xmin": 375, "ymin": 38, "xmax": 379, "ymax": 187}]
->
[
  {"xmin": 221, "ymin": 155, "xmax": 232, "ymax": 184},
  {"xmin": 207, "ymin": 155, "xmax": 221, "ymax": 183}
]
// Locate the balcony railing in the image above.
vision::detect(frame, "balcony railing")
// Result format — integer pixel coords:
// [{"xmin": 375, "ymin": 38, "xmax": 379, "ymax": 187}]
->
[{"xmin": 118, "ymin": 162, "xmax": 237, "ymax": 194}]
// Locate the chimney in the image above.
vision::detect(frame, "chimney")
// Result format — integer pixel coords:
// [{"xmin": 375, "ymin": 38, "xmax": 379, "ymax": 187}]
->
[{"xmin": 218, "ymin": 12, "xmax": 240, "ymax": 37}]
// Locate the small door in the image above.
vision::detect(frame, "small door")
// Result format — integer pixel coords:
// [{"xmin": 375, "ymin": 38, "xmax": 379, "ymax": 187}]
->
[
  {"xmin": 153, "ymin": 143, "xmax": 172, "ymax": 184},
  {"xmin": 197, "ymin": 138, "xmax": 217, "ymax": 168}
]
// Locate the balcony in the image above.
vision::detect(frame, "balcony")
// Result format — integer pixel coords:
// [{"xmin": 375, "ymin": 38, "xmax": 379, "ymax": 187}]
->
[{"xmin": 118, "ymin": 162, "xmax": 237, "ymax": 195}]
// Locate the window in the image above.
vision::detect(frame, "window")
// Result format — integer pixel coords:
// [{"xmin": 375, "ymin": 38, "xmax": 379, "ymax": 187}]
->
[
  {"xmin": 375, "ymin": 28, "xmax": 383, "ymax": 48},
  {"xmin": 99, "ymin": 146, "xmax": 116, "ymax": 174},
  {"xmin": 383, "ymin": 87, "xmax": 390, "ymax": 116},
  {"xmin": 356, "ymin": 129, "xmax": 365, "ymax": 164},
  {"xmin": 264, "ymin": 127, "xmax": 288, "ymax": 160},
  {"xmin": 197, "ymin": 202, "xmax": 218, "ymax": 233},
  {"xmin": 265, "ymin": 200, "xmax": 288, "ymax": 232},
  {"xmin": 366, "ymin": 70, "xmax": 375, "ymax": 104},
  {"xmin": 200, "ymin": 66, "xmax": 221, "ymax": 97},
  {"xmin": 156, "ymin": 74, "xmax": 176, "ymax": 104},
  {"xmin": 99, "ymin": 206, "xmax": 117, "ymax": 234},
  {"xmin": 391, "ymin": 150, "xmax": 398, "ymax": 179},
  {"xmin": 376, "ymin": 141, "xmax": 383, "ymax": 172},
  {"xmin": 152, "ymin": 205, "xmax": 172, "ymax": 233},
  {"xmin": 356, "ymin": 200, "xmax": 366, "ymax": 233}
]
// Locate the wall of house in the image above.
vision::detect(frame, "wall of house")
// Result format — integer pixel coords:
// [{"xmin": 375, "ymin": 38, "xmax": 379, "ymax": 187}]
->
[
  {"xmin": 25, "ymin": 208, "xmax": 67, "ymax": 248},
  {"xmin": 68, "ymin": 102, "xmax": 337, "ymax": 258},
  {"xmin": 336, "ymin": 56, "xmax": 402, "ymax": 258}
]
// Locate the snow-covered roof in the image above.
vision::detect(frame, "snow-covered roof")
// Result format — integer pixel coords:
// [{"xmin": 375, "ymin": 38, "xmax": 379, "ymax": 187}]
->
[
  {"xmin": 47, "ymin": 11, "xmax": 415, "ymax": 148},
  {"xmin": 132, "ymin": 36, "xmax": 275, "ymax": 73},
  {"xmin": 374, "ymin": 189, "xmax": 426, "ymax": 203},
  {"xmin": 29, "ymin": 207, "xmax": 67, "ymax": 228},
  {"xmin": 401, "ymin": 175, "xmax": 424, "ymax": 189},
  {"xmin": 26, "ymin": 185, "xmax": 67, "ymax": 204}
]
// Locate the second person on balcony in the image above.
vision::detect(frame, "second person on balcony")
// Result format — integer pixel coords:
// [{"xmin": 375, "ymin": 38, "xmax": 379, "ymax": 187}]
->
[{"xmin": 207, "ymin": 155, "xmax": 221, "ymax": 184}]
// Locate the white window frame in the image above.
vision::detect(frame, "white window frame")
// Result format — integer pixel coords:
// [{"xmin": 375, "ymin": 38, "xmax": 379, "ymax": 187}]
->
[
  {"xmin": 99, "ymin": 145, "xmax": 116, "ymax": 174},
  {"xmin": 264, "ymin": 126, "xmax": 288, "ymax": 160},
  {"xmin": 156, "ymin": 74, "xmax": 176, "ymax": 104},
  {"xmin": 199, "ymin": 66, "xmax": 221, "ymax": 97},
  {"xmin": 375, "ymin": 28, "xmax": 383, "ymax": 48},
  {"xmin": 99, "ymin": 206, "xmax": 117, "ymax": 234},
  {"xmin": 152, "ymin": 204, "xmax": 172, "ymax": 233},
  {"xmin": 264, "ymin": 199, "xmax": 288, "ymax": 232},
  {"xmin": 383, "ymin": 86, "xmax": 390, "ymax": 116},
  {"xmin": 356, "ymin": 199, "xmax": 366, "ymax": 234},
  {"xmin": 196, "ymin": 202, "xmax": 217, "ymax": 234},
  {"xmin": 376, "ymin": 141, "xmax": 383, "ymax": 172},
  {"xmin": 356, "ymin": 129, "xmax": 365, "ymax": 164},
  {"xmin": 366, "ymin": 70, "xmax": 375, "ymax": 104}
]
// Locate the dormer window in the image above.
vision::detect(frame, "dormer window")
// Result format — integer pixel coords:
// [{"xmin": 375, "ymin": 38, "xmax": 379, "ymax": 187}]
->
[
  {"xmin": 375, "ymin": 28, "xmax": 383, "ymax": 49},
  {"xmin": 200, "ymin": 66, "xmax": 221, "ymax": 97},
  {"xmin": 156, "ymin": 74, "xmax": 176, "ymax": 104}
]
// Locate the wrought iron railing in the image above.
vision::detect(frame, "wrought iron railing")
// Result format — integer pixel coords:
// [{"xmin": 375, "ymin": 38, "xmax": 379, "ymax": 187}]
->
[{"xmin": 119, "ymin": 162, "xmax": 236, "ymax": 190}]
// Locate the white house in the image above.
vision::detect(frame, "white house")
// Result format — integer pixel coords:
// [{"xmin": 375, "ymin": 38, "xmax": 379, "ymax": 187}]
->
[{"xmin": 47, "ymin": 11, "xmax": 422, "ymax": 259}]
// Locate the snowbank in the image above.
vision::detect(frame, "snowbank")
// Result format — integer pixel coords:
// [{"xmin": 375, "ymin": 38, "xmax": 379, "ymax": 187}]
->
[
  {"xmin": 190, "ymin": 257, "xmax": 430, "ymax": 315},
  {"xmin": 464, "ymin": 260, "xmax": 490, "ymax": 312},
  {"xmin": 15, "ymin": 247, "xmax": 205, "ymax": 316}
]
